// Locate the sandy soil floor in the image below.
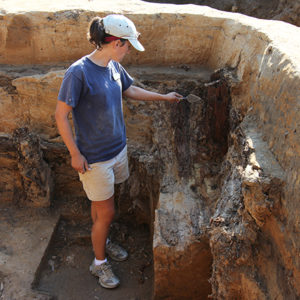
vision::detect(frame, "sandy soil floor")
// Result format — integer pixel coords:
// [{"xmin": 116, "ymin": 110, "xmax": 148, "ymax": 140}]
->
[
  {"xmin": 0, "ymin": 202, "xmax": 153, "ymax": 300},
  {"xmin": 36, "ymin": 219, "xmax": 153, "ymax": 300}
]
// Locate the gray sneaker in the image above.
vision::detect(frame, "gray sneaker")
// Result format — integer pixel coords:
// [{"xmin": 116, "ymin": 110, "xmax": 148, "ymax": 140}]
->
[
  {"xmin": 106, "ymin": 241, "xmax": 128, "ymax": 262},
  {"xmin": 89, "ymin": 261, "xmax": 120, "ymax": 289}
]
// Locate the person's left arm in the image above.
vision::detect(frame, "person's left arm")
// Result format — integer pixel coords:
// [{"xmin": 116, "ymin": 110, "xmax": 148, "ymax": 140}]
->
[{"xmin": 123, "ymin": 85, "xmax": 182, "ymax": 103}]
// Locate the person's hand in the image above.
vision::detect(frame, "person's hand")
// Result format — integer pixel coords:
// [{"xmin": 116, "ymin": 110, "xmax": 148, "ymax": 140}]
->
[
  {"xmin": 164, "ymin": 92, "xmax": 183, "ymax": 103},
  {"xmin": 71, "ymin": 152, "xmax": 91, "ymax": 174}
]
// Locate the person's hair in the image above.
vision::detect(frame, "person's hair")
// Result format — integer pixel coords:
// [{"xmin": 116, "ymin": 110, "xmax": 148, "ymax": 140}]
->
[{"xmin": 87, "ymin": 16, "xmax": 127, "ymax": 50}]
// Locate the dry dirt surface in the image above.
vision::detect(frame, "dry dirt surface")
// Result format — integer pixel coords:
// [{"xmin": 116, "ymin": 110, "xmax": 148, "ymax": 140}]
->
[
  {"xmin": 0, "ymin": 203, "xmax": 59, "ymax": 300},
  {"xmin": 36, "ymin": 219, "xmax": 153, "ymax": 300},
  {"xmin": 1, "ymin": 0, "xmax": 298, "ymax": 27},
  {"xmin": 0, "ymin": 203, "xmax": 153, "ymax": 300},
  {"xmin": 144, "ymin": 0, "xmax": 300, "ymax": 27}
]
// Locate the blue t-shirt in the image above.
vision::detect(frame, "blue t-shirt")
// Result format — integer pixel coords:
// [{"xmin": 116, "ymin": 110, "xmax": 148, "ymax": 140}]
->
[{"xmin": 58, "ymin": 56, "xmax": 133, "ymax": 163}]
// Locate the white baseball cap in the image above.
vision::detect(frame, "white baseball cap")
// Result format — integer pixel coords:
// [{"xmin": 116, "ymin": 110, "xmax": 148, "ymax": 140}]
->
[{"xmin": 103, "ymin": 14, "xmax": 145, "ymax": 52}]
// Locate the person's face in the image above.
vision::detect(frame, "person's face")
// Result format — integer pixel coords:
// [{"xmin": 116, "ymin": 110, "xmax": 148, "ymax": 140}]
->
[{"xmin": 113, "ymin": 40, "xmax": 131, "ymax": 62}]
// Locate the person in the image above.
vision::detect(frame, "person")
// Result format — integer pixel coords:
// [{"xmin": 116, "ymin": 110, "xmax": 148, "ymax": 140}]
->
[{"xmin": 55, "ymin": 14, "xmax": 182, "ymax": 289}]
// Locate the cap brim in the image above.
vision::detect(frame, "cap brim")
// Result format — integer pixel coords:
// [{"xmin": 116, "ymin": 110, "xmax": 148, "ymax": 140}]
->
[{"xmin": 128, "ymin": 38, "xmax": 145, "ymax": 52}]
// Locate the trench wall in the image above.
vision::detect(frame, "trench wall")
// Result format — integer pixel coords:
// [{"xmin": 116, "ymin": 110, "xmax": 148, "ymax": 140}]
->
[
  {"xmin": 1, "ymin": 5, "xmax": 299, "ymax": 169},
  {"xmin": 1, "ymin": 1, "xmax": 300, "ymax": 299}
]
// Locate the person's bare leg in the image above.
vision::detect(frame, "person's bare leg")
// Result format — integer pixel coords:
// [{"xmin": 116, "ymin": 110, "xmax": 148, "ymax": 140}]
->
[
  {"xmin": 91, "ymin": 202, "xmax": 97, "ymax": 224},
  {"xmin": 91, "ymin": 195, "xmax": 115, "ymax": 260}
]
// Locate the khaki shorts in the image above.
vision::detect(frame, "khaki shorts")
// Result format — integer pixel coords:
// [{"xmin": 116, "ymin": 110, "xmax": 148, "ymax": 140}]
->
[{"xmin": 79, "ymin": 145, "xmax": 129, "ymax": 201}]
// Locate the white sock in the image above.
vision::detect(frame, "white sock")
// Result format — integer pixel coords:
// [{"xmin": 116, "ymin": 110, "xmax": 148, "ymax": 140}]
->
[{"xmin": 94, "ymin": 257, "xmax": 107, "ymax": 266}]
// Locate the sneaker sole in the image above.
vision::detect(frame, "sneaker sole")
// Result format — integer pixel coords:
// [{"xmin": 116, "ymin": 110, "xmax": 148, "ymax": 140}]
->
[
  {"xmin": 89, "ymin": 266, "xmax": 120, "ymax": 289},
  {"xmin": 106, "ymin": 253, "xmax": 128, "ymax": 262}
]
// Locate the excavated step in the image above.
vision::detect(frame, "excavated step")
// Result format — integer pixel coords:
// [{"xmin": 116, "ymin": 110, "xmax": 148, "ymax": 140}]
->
[{"xmin": 0, "ymin": 204, "xmax": 60, "ymax": 300}]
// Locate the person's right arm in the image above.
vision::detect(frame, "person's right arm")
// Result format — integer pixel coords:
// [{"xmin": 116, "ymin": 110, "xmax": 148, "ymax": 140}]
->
[{"xmin": 55, "ymin": 100, "xmax": 90, "ymax": 174}]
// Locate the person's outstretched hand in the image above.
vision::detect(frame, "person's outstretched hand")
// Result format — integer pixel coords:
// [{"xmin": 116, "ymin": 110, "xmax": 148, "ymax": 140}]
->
[{"xmin": 164, "ymin": 92, "xmax": 183, "ymax": 103}]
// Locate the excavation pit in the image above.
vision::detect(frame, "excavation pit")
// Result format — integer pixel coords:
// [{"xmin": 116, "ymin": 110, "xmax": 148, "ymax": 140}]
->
[
  {"xmin": 33, "ymin": 65, "xmax": 224, "ymax": 300},
  {"xmin": 0, "ymin": 3, "xmax": 300, "ymax": 299}
]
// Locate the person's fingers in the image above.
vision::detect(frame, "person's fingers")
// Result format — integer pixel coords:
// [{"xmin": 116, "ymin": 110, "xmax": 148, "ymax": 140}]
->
[
  {"xmin": 84, "ymin": 160, "xmax": 91, "ymax": 171},
  {"xmin": 78, "ymin": 164, "xmax": 85, "ymax": 174},
  {"xmin": 78, "ymin": 161, "xmax": 87, "ymax": 174},
  {"xmin": 73, "ymin": 162, "xmax": 86, "ymax": 174}
]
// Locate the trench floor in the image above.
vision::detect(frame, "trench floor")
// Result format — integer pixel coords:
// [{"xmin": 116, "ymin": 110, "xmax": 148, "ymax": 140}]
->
[
  {"xmin": 0, "ymin": 203, "xmax": 153, "ymax": 300},
  {"xmin": 36, "ymin": 219, "xmax": 153, "ymax": 300}
]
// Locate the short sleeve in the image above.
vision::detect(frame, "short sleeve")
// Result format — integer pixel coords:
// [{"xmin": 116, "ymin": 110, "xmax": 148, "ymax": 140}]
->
[
  {"xmin": 117, "ymin": 63, "xmax": 134, "ymax": 92},
  {"xmin": 58, "ymin": 70, "xmax": 82, "ymax": 107}
]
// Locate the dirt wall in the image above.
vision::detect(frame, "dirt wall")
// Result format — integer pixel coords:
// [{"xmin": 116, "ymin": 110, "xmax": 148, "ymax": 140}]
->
[{"xmin": 0, "ymin": 1, "xmax": 300, "ymax": 299}]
